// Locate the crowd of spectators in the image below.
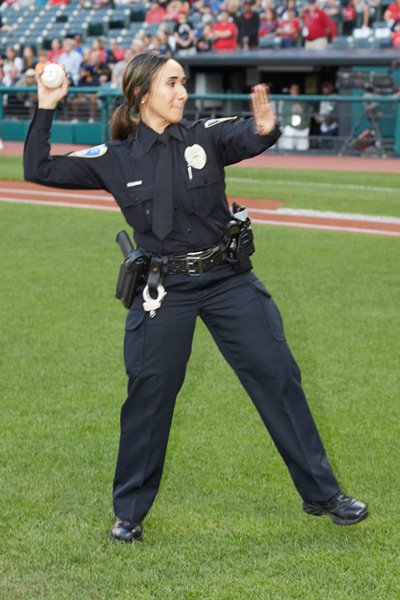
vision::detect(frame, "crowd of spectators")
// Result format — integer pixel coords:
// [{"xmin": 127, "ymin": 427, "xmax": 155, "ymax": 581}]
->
[
  {"xmin": 1, "ymin": 0, "xmax": 400, "ymax": 53},
  {"xmin": 0, "ymin": 0, "xmax": 399, "ymax": 125}
]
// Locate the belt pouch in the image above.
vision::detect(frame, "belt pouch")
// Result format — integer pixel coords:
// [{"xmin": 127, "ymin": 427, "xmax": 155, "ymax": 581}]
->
[{"xmin": 115, "ymin": 247, "xmax": 148, "ymax": 309}]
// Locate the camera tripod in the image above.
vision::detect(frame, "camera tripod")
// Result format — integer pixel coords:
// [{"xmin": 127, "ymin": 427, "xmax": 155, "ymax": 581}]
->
[{"xmin": 339, "ymin": 101, "xmax": 387, "ymax": 157}]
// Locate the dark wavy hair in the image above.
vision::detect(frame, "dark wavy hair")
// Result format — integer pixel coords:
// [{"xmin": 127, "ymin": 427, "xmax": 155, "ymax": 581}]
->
[{"xmin": 110, "ymin": 53, "xmax": 170, "ymax": 140}]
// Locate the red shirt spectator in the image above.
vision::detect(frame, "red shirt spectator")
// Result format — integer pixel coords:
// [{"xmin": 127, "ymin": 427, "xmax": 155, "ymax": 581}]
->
[
  {"xmin": 384, "ymin": 0, "xmax": 400, "ymax": 22},
  {"xmin": 145, "ymin": 1, "xmax": 167, "ymax": 24},
  {"xmin": 276, "ymin": 9, "xmax": 301, "ymax": 46},
  {"xmin": 302, "ymin": 0, "xmax": 336, "ymax": 44},
  {"xmin": 211, "ymin": 10, "xmax": 238, "ymax": 50},
  {"xmin": 258, "ymin": 8, "xmax": 279, "ymax": 37},
  {"xmin": 48, "ymin": 39, "xmax": 63, "ymax": 62}
]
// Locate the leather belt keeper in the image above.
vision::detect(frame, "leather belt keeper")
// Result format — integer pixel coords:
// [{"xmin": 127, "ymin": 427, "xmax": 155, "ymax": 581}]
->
[{"xmin": 166, "ymin": 246, "xmax": 224, "ymax": 276}]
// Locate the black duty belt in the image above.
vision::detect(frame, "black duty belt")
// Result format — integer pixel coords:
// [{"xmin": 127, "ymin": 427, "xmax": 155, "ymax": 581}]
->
[{"xmin": 165, "ymin": 246, "xmax": 225, "ymax": 276}]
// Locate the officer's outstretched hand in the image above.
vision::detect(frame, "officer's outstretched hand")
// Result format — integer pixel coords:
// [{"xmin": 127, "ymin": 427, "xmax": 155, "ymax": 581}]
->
[
  {"xmin": 37, "ymin": 66, "xmax": 69, "ymax": 110},
  {"xmin": 250, "ymin": 84, "xmax": 276, "ymax": 136}
]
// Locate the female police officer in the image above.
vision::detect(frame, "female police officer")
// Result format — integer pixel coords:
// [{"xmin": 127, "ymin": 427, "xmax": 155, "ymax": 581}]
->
[{"xmin": 24, "ymin": 53, "xmax": 367, "ymax": 542}]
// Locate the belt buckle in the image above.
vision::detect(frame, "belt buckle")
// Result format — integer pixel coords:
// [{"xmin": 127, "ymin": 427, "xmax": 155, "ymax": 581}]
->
[{"xmin": 186, "ymin": 251, "xmax": 203, "ymax": 276}]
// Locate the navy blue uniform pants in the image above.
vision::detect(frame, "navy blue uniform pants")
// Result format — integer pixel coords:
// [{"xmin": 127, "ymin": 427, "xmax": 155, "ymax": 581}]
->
[{"xmin": 113, "ymin": 265, "xmax": 339, "ymax": 522}]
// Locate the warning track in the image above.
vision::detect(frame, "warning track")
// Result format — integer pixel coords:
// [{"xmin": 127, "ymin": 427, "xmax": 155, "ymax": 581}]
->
[{"xmin": 1, "ymin": 181, "xmax": 399, "ymax": 237}]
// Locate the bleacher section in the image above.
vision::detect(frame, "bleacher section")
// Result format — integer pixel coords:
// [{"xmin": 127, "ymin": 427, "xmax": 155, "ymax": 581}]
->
[
  {"xmin": 0, "ymin": 1, "xmax": 149, "ymax": 51},
  {"xmin": 0, "ymin": 0, "xmax": 396, "ymax": 53}
]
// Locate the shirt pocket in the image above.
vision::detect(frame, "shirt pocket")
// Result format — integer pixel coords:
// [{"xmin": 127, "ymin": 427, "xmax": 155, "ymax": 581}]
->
[
  {"xmin": 120, "ymin": 185, "xmax": 153, "ymax": 232},
  {"xmin": 185, "ymin": 164, "xmax": 223, "ymax": 217}
]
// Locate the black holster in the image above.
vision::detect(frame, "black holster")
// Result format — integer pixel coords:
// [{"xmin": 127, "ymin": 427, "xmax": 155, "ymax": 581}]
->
[
  {"xmin": 223, "ymin": 203, "xmax": 255, "ymax": 272},
  {"xmin": 115, "ymin": 230, "xmax": 148, "ymax": 309}
]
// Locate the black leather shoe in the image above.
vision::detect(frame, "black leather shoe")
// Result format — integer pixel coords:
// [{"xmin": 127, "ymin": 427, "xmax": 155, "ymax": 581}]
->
[
  {"xmin": 109, "ymin": 518, "xmax": 143, "ymax": 542},
  {"xmin": 303, "ymin": 492, "xmax": 368, "ymax": 526}
]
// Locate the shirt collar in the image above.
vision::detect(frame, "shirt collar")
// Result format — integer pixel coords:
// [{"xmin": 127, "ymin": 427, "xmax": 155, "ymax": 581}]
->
[{"xmin": 137, "ymin": 120, "xmax": 184, "ymax": 153}]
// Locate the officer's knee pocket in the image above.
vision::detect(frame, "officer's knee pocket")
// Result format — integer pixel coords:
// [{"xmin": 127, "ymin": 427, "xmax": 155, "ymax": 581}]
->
[
  {"xmin": 248, "ymin": 279, "xmax": 286, "ymax": 342},
  {"xmin": 124, "ymin": 306, "xmax": 146, "ymax": 378}
]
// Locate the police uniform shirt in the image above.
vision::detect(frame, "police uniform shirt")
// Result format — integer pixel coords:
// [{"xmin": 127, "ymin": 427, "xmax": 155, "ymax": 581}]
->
[{"xmin": 24, "ymin": 109, "xmax": 280, "ymax": 255}]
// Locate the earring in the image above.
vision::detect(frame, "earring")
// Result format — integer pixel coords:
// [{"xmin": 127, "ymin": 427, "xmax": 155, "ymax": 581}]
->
[{"xmin": 141, "ymin": 100, "xmax": 145, "ymax": 104}]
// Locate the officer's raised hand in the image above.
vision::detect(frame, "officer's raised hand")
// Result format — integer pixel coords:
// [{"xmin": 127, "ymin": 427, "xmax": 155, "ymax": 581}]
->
[
  {"xmin": 250, "ymin": 83, "xmax": 276, "ymax": 136},
  {"xmin": 37, "ymin": 66, "xmax": 69, "ymax": 110}
]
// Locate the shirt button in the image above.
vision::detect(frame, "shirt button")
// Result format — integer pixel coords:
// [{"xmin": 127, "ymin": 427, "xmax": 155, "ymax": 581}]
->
[
  {"xmin": 174, "ymin": 206, "xmax": 179, "ymax": 211},
  {"xmin": 145, "ymin": 208, "xmax": 150, "ymax": 215},
  {"xmin": 187, "ymin": 227, "xmax": 192, "ymax": 234}
]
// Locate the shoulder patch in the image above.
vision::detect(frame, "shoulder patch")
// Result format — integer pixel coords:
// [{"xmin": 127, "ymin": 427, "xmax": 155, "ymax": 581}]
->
[
  {"xmin": 204, "ymin": 117, "xmax": 238, "ymax": 128},
  {"xmin": 69, "ymin": 144, "xmax": 108, "ymax": 158}
]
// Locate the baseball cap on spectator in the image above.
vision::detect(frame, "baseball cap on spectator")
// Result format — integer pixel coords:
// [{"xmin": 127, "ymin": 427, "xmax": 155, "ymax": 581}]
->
[{"xmin": 25, "ymin": 68, "xmax": 36, "ymax": 77}]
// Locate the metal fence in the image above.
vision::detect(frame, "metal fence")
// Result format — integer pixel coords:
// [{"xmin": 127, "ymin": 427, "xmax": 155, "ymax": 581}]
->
[{"xmin": 1, "ymin": 87, "xmax": 399, "ymax": 157}]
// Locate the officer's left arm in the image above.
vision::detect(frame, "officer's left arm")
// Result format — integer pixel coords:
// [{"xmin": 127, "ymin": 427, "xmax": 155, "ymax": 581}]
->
[{"xmin": 210, "ymin": 84, "xmax": 281, "ymax": 166}]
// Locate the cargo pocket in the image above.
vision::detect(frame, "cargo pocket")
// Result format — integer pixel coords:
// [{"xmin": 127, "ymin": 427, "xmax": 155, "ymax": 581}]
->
[
  {"xmin": 124, "ymin": 304, "xmax": 146, "ymax": 378},
  {"xmin": 121, "ymin": 186, "xmax": 153, "ymax": 233},
  {"xmin": 248, "ymin": 278, "xmax": 286, "ymax": 342}
]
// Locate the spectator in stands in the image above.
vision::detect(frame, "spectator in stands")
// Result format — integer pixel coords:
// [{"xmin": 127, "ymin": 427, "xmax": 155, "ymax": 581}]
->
[
  {"xmin": 258, "ymin": 7, "xmax": 279, "ymax": 39},
  {"xmin": 341, "ymin": 0, "xmax": 357, "ymax": 36},
  {"xmin": 278, "ymin": 83, "xmax": 311, "ymax": 151},
  {"xmin": 91, "ymin": 49, "xmax": 112, "ymax": 84},
  {"xmin": 22, "ymin": 45, "xmax": 37, "ymax": 72},
  {"xmin": 384, "ymin": 0, "xmax": 400, "ymax": 23},
  {"xmin": 73, "ymin": 34, "xmax": 84, "ymax": 55},
  {"xmin": 130, "ymin": 36, "xmax": 146, "ymax": 56},
  {"xmin": 320, "ymin": 0, "xmax": 340, "ymax": 25},
  {"xmin": 145, "ymin": 0, "xmax": 167, "ymax": 24},
  {"xmin": 166, "ymin": 0, "xmax": 190, "ymax": 22},
  {"xmin": 391, "ymin": 17, "xmax": 400, "ymax": 46},
  {"xmin": 2, "ymin": 65, "xmax": 21, "ymax": 117},
  {"xmin": 91, "ymin": 37, "xmax": 107, "ymax": 63},
  {"xmin": 69, "ymin": 64, "xmax": 100, "ymax": 121},
  {"xmin": 107, "ymin": 38, "xmax": 125, "ymax": 64},
  {"xmin": 49, "ymin": 0, "xmax": 70, "ymax": 5},
  {"xmin": 195, "ymin": 15, "xmax": 214, "ymax": 52},
  {"xmin": 276, "ymin": 6, "xmax": 300, "ymax": 47},
  {"xmin": 237, "ymin": 0, "xmax": 260, "ymax": 49},
  {"xmin": 210, "ymin": 8, "xmax": 238, "ymax": 50},
  {"xmin": 2, "ymin": 64, "xmax": 20, "ymax": 87},
  {"xmin": 313, "ymin": 80, "xmax": 338, "ymax": 149},
  {"xmin": 301, "ymin": 0, "xmax": 336, "ymax": 50},
  {"xmin": 48, "ymin": 38, "xmax": 63, "ymax": 62},
  {"xmin": 15, "ymin": 67, "xmax": 37, "ymax": 118},
  {"xmin": 173, "ymin": 8, "xmax": 196, "ymax": 55},
  {"xmin": 359, "ymin": 0, "xmax": 381, "ymax": 28},
  {"xmin": 57, "ymin": 38, "xmax": 82, "ymax": 85},
  {"xmin": 157, "ymin": 25, "xmax": 174, "ymax": 56},
  {"xmin": 3, "ymin": 46, "xmax": 23, "ymax": 76},
  {"xmin": 34, "ymin": 49, "xmax": 50, "ymax": 75},
  {"xmin": 111, "ymin": 48, "xmax": 133, "ymax": 88}
]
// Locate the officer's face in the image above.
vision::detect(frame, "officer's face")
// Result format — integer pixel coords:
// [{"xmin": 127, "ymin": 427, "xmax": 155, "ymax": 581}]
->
[{"xmin": 141, "ymin": 59, "xmax": 188, "ymax": 133}]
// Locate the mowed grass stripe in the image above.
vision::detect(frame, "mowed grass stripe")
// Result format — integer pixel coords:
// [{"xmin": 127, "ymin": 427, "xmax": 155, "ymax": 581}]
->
[{"xmin": 229, "ymin": 176, "xmax": 400, "ymax": 194}]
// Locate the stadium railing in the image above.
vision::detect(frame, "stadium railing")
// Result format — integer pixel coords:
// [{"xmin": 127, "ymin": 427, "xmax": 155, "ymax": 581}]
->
[{"xmin": 0, "ymin": 87, "xmax": 399, "ymax": 157}]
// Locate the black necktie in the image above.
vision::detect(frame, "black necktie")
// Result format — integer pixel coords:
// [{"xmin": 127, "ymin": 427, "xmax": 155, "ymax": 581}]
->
[{"xmin": 152, "ymin": 132, "xmax": 173, "ymax": 240}]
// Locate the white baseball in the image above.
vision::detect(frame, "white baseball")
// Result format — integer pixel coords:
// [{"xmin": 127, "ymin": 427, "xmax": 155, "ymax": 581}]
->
[{"xmin": 41, "ymin": 63, "xmax": 65, "ymax": 89}]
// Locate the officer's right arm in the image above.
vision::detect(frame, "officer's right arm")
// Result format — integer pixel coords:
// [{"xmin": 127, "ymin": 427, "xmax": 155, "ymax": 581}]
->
[{"xmin": 24, "ymin": 68, "xmax": 109, "ymax": 190}]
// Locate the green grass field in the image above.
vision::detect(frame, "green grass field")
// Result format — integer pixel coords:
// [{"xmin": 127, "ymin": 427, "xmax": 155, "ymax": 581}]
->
[{"xmin": 1, "ymin": 162, "xmax": 399, "ymax": 599}]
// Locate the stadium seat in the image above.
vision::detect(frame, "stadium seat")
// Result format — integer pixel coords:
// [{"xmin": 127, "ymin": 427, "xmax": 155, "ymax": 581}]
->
[
  {"xmin": 332, "ymin": 36, "xmax": 353, "ymax": 49},
  {"xmin": 259, "ymin": 36, "xmax": 279, "ymax": 49},
  {"xmin": 352, "ymin": 37, "xmax": 373, "ymax": 48}
]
